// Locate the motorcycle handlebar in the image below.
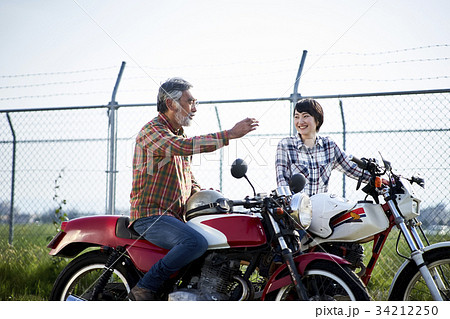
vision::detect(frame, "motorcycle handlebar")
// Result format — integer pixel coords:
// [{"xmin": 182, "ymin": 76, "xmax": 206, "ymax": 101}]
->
[
  {"xmin": 229, "ymin": 199, "xmax": 262, "ymax": 209},
  {"xmin": 350, "ymin": 155, "xmax": 366, "ymax": 169}
]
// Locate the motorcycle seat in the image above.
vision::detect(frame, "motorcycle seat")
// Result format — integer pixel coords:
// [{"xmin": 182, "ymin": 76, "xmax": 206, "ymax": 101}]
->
[{"xmin": 115, "ymin": 216, "xmax": 141, "ymax": 240}]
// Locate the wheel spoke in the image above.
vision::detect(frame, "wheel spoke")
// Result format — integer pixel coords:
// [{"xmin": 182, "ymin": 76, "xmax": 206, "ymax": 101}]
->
[
  {"xmin": 50, "ymin": 251, "xmax": 135, "ymax": 301},
  {"xmin": 274, "ymin": 261, "xmax": 369, "ymax": 301},
  {"xmin": 403, "ymin": 257, "xmax": 450, "ymax": 300}
]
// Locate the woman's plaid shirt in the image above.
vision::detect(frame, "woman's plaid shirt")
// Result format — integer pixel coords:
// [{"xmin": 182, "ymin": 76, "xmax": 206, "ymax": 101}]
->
[
  {"xmin": 275, "ymin": 134, "xmax": 370, "ymax": 196},
  {"xmin": 130, "ymin": 113, "xmax": 229, "ymax": 222}
]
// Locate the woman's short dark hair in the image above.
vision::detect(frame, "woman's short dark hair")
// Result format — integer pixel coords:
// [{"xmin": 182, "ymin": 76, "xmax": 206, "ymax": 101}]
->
[
  {"xmin": 294, "ymin": 98, "xmax": 324, "ymax": 132},
  {"xmin": 157, "ymin": 78, "xmax": 193, "ymax": 113}
]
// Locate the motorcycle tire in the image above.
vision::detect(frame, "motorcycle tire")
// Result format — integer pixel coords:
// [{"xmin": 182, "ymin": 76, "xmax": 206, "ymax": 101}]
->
[
  {"xmin": 50, "ymin": 250, "xmax": 139, "ymax": 301},
  {"xmin": 273, "ymin": 260, "xmax": 370, "ymax": 301},
  {"xmin": 389, "ymin": 247, "xmax": 450, "ymax": 301}
]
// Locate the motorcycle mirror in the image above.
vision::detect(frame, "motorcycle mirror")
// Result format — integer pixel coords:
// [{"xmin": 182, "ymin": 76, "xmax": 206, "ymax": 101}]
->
[
  {"xmin": 378, "ymin": 152, "xmax": 391, "ymax": 172},
  {"xmin": 411, "ymin": 175, "xmax": 425, "ymax": 188},
  {"xmin": 383, "ymin": 160, "xmax": 391, "ymax": 171},
  {"xmin": 231, "ymin": 158, "xmax": 248, "ymax": 179},
  {"xmin": 289, "ymin": 174, "xmax": 306, "ymax": 193}
]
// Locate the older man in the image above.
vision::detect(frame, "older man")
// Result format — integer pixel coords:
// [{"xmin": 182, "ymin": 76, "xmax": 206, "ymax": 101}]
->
[{"xmin": 128, "ymin": 77, "xmax": 258, "ymax": 300}]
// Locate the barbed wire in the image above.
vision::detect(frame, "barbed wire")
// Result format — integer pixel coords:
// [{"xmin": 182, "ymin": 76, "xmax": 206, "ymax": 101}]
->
[
  {"xmin": 0, "ymin": 77, "xmax": 114, "ymax": 90},
  {"xmin": 312, "ymin": 57, "xmax": 449, "ymax": 70},
  {"xmin": 304, "ymin": 75, "xmax": 450, "ymax": 83},
  {"xmin": 0, "ymin": 66, "xmax": 117, "ymax": 79},
  {"xmin": 2, "ymin": 74, "xmax": 449, "ymax": 102},
  {"xmin": 1, "ymin": 56, "xmax": 447, "ymax": 93},
  {"xmin": 129, "ymin": 57, "xmax": 299, "ymax": 70},
  {"xmin": 310, "ymin": 44, "xmax": 450, "ymax": 57},
  {"xmin": 1, "ymin": 44, "xmax": 448, "ymax": 102},
  {"xmin": 0, "ymin": 91, "xmax": 111, "ymax": 101},
  {"xmin": 1, "ymin": 44, "xmax": 448, "ymax": 79}
]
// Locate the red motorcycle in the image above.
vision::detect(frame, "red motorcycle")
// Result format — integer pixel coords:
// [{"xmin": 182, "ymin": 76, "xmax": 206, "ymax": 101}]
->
[{"xmin": 48, "ymin": 159, "xmax": 369, "ymax": 301}]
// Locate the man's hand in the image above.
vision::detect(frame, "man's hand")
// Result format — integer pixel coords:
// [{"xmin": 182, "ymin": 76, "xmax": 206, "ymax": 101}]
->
[{"xmin": 228, "ymin": 117, "xmax": 259, "ymax": 139}]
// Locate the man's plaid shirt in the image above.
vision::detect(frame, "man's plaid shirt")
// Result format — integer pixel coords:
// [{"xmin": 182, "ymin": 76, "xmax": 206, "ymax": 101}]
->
[
  {"xmin": 130, "ymin": 113, "xmax": 229, "ymax": 222},
  {"xmin": 275, "ymin": 134, "xmax": 370, "ymax": 196}
]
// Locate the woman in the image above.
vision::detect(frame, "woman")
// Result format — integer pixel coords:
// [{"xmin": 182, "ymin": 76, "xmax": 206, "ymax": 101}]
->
[{"xmin": 275, "ymin": 98, "xmax": 370, "ymax": 196}]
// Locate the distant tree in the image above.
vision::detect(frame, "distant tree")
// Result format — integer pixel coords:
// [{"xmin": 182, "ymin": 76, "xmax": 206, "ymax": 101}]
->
[
  {"xmin": 0, "ymin": 200, "xmax": 20, "ymax": 224},
  {"xmin": 418, "ymin": 203, "xmax": 449, "ymax": 227},
  {"xmin": 38, "ymin": 208, "xmax": 87, "ymax": 224}
]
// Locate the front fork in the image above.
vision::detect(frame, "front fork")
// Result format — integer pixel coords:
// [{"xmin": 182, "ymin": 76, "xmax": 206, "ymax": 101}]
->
[
  {"xmin": 386, "ymin": 197, "xmax": 444, "ymax": 301},
  {"xmin": 267, "ymin": 213, "xmax": 310, "ymax": 300}
]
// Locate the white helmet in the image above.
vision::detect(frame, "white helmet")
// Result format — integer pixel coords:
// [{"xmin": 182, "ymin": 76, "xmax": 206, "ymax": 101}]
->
[{"xmin": 184, "ymin": 190, "xmax": 230, "ymax": 221}]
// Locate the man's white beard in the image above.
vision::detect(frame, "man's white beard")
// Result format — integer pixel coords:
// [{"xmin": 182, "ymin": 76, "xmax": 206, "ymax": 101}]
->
[{"xmin": 175, "ymin": 107, "xmax": 192, "ymax": 127}]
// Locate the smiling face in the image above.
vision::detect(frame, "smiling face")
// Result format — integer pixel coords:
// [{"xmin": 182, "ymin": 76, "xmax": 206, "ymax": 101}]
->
[
  {"xmin": 294, "ymin": 110, "xmax": 318, "ymax": 138},
  {"xmin": 174, "ymin": 90, "xmax": 197, "ymax": 127}
]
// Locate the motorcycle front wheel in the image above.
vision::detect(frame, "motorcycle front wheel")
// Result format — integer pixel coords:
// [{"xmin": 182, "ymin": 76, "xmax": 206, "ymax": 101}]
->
[
  {"xmin": 389, "ymin": 248, "xmax": 450, "ymax": 301},
  {"xmin": 274, "ymin": 260, "xmax": 370, "ymax": 301},
  {"xmin": 50, "ymin": 250, "xmax": 139, "ymax": 301}
]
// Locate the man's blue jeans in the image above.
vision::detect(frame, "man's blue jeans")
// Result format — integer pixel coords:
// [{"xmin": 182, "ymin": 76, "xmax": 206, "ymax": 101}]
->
[{"xmin": 132, "ymin": 215, "xmax": 209, "ymax": 292}]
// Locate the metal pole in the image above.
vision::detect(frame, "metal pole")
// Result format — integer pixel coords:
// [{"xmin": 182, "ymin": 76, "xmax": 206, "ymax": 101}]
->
[
  {"xmin": 339, "ymin": 99, "xmax": 347, "ymax": 198},
  {"xmin": 6, "ymin": 113, "xmax": 16, "ymax": 245},
  {"xmin": 106, "ymin": 61, "xmax": 126, "ymax": 215},
  {"xmin": 290, "ymin": 50, "xmax": 308, "ymax": 135},
  {"xmin": 214, "ymin": 106, "xmax": 223, "ymax": 191}
]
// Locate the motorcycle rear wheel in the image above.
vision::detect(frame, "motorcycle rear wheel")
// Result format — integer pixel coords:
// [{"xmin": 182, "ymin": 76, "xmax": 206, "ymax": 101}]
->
[
  {"xmin": 389, "ymin": 248, "xmax": 450, "ymax": 301},
  {"xmin": 274, "ymin": 260, "xmax": 370, "ymax": 301},
  {"xmin": 50, "ymin": 250, "xmax": 138, "ymax": 301}
]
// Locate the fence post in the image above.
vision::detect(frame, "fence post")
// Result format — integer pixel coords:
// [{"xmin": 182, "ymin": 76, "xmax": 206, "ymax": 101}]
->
[
  {"xmin": 339, "ymin": 99, "xmax": 347, "ymax": 198},
  {"xmin": 6, "ymin": 113, "xmax": 16, "ymax": 245},
  {"xmin": 106, "ymin": 62, "xmax": 126, "ymax": 215},
  {"xmin": 214, "ymin": 106, "xmax": 223, "ymax": 191},
  {"xmin": 290, "ymin": 50, "xmax": 308, "ymax": 135}
]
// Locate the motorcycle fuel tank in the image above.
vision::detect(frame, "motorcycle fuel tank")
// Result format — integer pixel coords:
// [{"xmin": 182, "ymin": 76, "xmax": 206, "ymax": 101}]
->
[
  {"xmin": 307, "ymin": 193, "xmax": 390, "ymax": 242},
  {"xmin": 186, "ymin": 213, "xmax": 267, "ymax": 249}
]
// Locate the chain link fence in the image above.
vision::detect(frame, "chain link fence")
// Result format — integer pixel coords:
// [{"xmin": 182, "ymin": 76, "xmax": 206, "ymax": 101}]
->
[{"xmin": 1, "ymin": 89, "xmax": 449, "ymax": 298}]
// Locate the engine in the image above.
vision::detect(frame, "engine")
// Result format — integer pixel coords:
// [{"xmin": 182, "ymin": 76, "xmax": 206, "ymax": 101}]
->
[
  {"xmin": 168, "ymin": 252, "xmax": 250, "ymax": 301},
  {"xmin": 197, "ymin": 253, "xmax": 242, "ymax": 300}
]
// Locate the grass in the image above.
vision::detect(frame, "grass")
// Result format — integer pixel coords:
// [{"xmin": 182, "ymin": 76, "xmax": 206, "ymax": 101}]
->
[
  {"xmin": 0, "ymin": 223, "xmax": 448, "ymax": 301},
  {"xmin": 361, "ymin": 229, "xmax": 449, "ymax": 300},
  {"xmin": 0, "ymin": 223, "xmax": 69, "ymax": 301}
]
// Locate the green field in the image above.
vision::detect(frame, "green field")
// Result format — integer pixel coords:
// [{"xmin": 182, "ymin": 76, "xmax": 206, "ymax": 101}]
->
[
  {"xmin": 0, "ymin": 223, "xmax": 448, "ymax": 301},
  {"xmin": 362, "ymin": 229, "xmax": 448, "ymax": 300},
  {"xmin": 0, "ymin": 224, "xmax": 69, "ymax": 300}
]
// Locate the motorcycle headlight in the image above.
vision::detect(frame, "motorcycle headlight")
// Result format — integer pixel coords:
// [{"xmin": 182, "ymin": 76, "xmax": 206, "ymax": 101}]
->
[
  {"xmin": 397, "ymin": 177, "xmax": 421, "ymax": 220},
  {"xmin": 289, "ymin": 193, "xmax": 312, "ymax": 230}
]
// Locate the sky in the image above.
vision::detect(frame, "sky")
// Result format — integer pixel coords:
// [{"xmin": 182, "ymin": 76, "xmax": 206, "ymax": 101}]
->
[
  {"xmin": 1, "ymin": 0, "xmax": 449, "ymax": 110},
  {"xmin": 0, "ymin": 0, "xmax": 449, "ymax": 215}
]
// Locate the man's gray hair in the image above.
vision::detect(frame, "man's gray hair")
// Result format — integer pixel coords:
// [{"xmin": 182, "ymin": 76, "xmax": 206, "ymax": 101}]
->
[{"xmin": 157, "ymin": 77, "xmax": 193, "ymax": 113}]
